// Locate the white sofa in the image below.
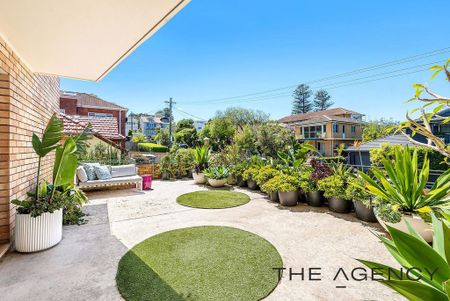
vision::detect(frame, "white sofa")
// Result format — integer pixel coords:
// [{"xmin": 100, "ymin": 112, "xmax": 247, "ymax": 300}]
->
[{"xmin": 76, "ymin": 164, "xmax": 142, "ymax": 191}]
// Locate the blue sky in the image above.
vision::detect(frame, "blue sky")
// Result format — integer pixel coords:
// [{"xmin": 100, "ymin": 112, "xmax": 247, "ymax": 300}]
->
[{"xmin": 61, "ymin": 0, "xmax": 450, "ymax": 122}]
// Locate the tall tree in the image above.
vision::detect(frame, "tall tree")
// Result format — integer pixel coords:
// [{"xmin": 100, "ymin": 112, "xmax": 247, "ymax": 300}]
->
[
  {"xmin": 313, "ymin": 89, "xmax": 334, "ymax": 111},
  {"xmin": 215, "ymin": 107, "xmax": 270, "ymax": 129},
  {"xmin": 292, "ymin": 84, "xmax": 313, "ymax": 114}
]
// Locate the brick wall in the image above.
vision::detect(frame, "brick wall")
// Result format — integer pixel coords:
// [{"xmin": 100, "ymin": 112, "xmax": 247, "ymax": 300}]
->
[
  {"xmin": 59, "ymin": 97, "xmax": 77, "ymax": 115},
  {"xmin": 0, "ymin": 35, "xmax": 60, "ymax": 243}
]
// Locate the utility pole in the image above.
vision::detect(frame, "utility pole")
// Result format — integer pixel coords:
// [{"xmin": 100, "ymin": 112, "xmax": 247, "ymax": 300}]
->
[{"xmin": 164, "ymin": 97, "xmax": 176, "ymax": 146}]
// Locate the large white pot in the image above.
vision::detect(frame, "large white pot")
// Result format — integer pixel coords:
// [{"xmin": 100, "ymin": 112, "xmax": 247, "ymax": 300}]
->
[
  {"xmin": 376, "ymin": 213, "xmax": 433, "ymax": 243},
  {"xmin": 15, "ymin": 209, "xmax": 63, "ymax": 252},
  {"xmin": 192, "ymin": 172, "xmax": 206, "ymax": 184},
  {"xmin": 208, "ymin": 178, "xmax": 227, "ymax": 187}
]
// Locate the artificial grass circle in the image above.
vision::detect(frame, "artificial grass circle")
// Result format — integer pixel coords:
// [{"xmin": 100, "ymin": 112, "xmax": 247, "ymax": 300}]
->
[
  {"xmin": 116, "ymin": 226, "xmax": 283, "ymax": 301},
  {"xmin": 176, "ymin": 190, "xmax": 250, "ymax": 209}
]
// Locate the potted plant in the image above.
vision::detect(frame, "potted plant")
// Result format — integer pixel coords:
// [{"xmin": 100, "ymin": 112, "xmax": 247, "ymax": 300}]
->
[
  {"xmin": 204, "ymin": 166, "xmax": 230, "ymax": 187},
  {"xmin": 12, "ymin": 114, "xmax": 86, "ymax": 252},
  {"xmin": 346, "ymin": 176, "xmax": 377, "ymax": 222},
  {"xmin": 317, "ymin": 175, "xmax": 353, "ymax": 213},
  {"xmin": 242, "ymin": 166, "xmax": 262, "ymax": 190},
  {"xmin": 254, "ymin": 166, "xmax": 281, "ymax": 200},
  {"xmin": 193, "ymin": 145, "xmax": 210, "ymax": 184},
  {"xmin": 231, "ymin": 162, "xmax": 248, "ymax": 187},
  {"xmin": 160, "ymin": 155, "xmax": 175, "ymax": 180},
  {"xmin": 275, "ymin": 174, "xmax": 300, "ymax": 206},
  {"xmin": 302, "ymin": 159, "xmax": 332, "ymax": 207},
  {"xmin": 359, "ymin": 147, "xmax": 450, "ymax": 242}
]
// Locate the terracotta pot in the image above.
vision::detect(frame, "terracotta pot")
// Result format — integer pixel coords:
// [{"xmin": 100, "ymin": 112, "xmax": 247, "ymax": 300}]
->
[
  {"xmin": 208, "ymin": 178, "xmax": 227, "ymax": 187},
  {"xmin": 376, "ymin": 213, "xmax": 433, "ymax": 243},
  {"xmin": 278, "ymin": 191, "xmax": 298, "ymax": 206},
  {"xmin": 247, "ymin": 180, "xmax": 259, "ymax": 190},
  {"xmin": 353, "ymin": 200, "xmax": 377, "ymax": 222},
  {"xmin": 269, "ymin": 191, "xmax": 279, "ymax": 202},
  {"xmin": 15, "ymin": 209, "xmax": 63, "ymax": 253},
  {"xmin": 307, "ymin": 191, "xmax": 324, "ymax": 207},
  {"xmin": 236, "ymin": 175, "xmax": 247, "ymax": 187},
  {"xmin": 328, "ymin": 197, "xmax": 352, "ymax": 213},
  {"xmin": 192, "ymin": 172, "xmax": 206, "ymax": 184}
]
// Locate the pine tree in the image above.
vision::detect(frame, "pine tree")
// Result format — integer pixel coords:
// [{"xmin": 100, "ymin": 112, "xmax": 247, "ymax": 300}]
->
[
  {"xmin": 292, "ymin": 84, "xmax": 313, "ymax": 114},
  {"xmin": 313, "ymin": 89, "xmax": 334, "ymax": 111}
]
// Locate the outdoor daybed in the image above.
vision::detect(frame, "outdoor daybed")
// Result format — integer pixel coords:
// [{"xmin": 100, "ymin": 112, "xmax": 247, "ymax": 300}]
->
[{"xmin": 76, "ymin": 164, "xmax": 143, "ymax": 191}]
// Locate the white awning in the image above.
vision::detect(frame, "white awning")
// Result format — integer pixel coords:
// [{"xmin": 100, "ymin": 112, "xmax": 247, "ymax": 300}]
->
[{"xmin": 0, "ymin": 0, "xmax": 190, "ymax": 81}]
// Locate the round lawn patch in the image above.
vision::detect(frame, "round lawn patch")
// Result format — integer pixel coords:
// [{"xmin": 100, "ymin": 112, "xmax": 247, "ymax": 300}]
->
[
  {"xmin": 176, "ymin": 190, "xmax": 250, "ymax": 209},
  {"xmin": 116, "ymin": 226, "xmax": 282, "ymax": 301}
]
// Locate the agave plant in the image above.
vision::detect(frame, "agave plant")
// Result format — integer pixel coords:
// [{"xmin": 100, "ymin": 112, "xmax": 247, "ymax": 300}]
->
[
  {"xmin": 359, "ymin": 147, "xmax": 450, "ymax": 218},
  {"xmin": 358, "ymin": 214, "xmax": 450, "ymax": 300},
  {"xmin": 203, "ymin": 166, "xmax": 230, "ymax": 180},
  {"xmin": 194, "ymin": 145, "xmax": 211, "ymax": 173}
]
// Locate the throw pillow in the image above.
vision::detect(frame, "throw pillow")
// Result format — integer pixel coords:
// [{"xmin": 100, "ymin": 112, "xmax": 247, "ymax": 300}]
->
[
  {"xmin": 94, "ymin": 165, "xmax": 112, "ymax": 180},
  {"xmin": 76, "ymin": 166, "xmax": 88, "ymax": 183},
  {"xmin": 83, "ymin": 163, "xmax": 100, "ymax": 181}
]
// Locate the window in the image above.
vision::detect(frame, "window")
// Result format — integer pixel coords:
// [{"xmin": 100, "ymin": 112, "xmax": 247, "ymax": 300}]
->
[
  {"xmin": 88, "ymin": 112, "xmax": 113, "ymax": 118},
  {"xmin": 342, "ymin": 125, "xmax": 345, "ymax": 133},
  {"xmin": 60, "ymin": 109, "xmax": 65, "ymax": 114},
  {"xmin": 302, "ymin": 125, "xmax": 323, "ymax": 138},
  {"xmin": 333, "ymin": 123, "xmax": 338, "ymax": 133},
  {"xmin": 351, "ymin": 125, "xmax": 356, "ymax": 133}
]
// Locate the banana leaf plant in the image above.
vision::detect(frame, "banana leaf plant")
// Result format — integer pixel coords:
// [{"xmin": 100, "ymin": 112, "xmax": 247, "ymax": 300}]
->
[
  {"xmin": 358, "ymin": 147, "xmax": 450, "ymax": 219},
  {"xmin": 358, "ymin": 214, "xmax": 450, "ymax": 300},
  {"xmin": 12, "ymin": 113, "xmax": 91, "ymax": 217}
]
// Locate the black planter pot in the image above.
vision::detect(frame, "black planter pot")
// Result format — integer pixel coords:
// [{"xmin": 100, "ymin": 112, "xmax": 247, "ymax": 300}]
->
[
  {"xmin": 297, "ymin": 190, "xmax": 306, "ymax": 203},
  {"xmin": 278, "ymin": 191, "xmax": 298, "ymax": 206},
  {"xmin": 353, "ymin": 200, "xmax": 377, "ymax": 222},
  {"xmin": 269, "ymin": 191, "xmax": 279, "ymax": 202},
  {"xmin": 236, "ymin": 176, "xmax": 247, "ymax": 187},
  {"xmin": 328, "ymin": 197, "xmax": 353, "ymax": 213},
  {"xmin": 247, "ymin": 180, "xmax": 259, "ymax": 190},
  {"xmin": 307, "ymin": 191, "xmax": 324, "ymax": 207}
]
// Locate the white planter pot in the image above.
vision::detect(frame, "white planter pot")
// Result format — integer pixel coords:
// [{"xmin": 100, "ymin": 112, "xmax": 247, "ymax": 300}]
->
[
  {"xmin": 15, "ymin": 209, "xmax": 63, "ymax": 253},
  {"xmin": 208, "ymin": 178, "xmax": 227, "ymax": 187},
  {"xmin": 376, "ymin": 213, "xmax": 433, "ymax": 243},
  {"xmin": 192, "ymin": 172, "xmax": 206, "ymax": 184}
]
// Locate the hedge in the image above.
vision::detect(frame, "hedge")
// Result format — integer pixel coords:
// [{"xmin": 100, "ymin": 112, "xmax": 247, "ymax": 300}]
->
[{"xmin": 138, "ymin": 143, "xmax": 168, "ymax": 153}]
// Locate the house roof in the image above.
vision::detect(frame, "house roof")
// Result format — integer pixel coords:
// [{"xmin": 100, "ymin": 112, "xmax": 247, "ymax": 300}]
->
[
  {"xmin": 61, "ymin": 91, "xmax": 128, "ymax": 111},
  {"xmin": 74, "ymin": 116, "xmax": 125, "ymax": 140},
  {"xmin": 279, "ymin": 107, "xmax": 363, "ymax": 124},
  {"xmin": 140, "ymin": 115, "xmax": 169, "ymax": 124},
  {"xmin": 61, "ymin": 113, "xmax": 125, "ymax": 150},
  {"xmin": 345, "ymin": 134, "xmax": 414, "ymax": 152},
  {"xmin": 294, "ymin": 115, "xmax": 364, "ymax": 126}
]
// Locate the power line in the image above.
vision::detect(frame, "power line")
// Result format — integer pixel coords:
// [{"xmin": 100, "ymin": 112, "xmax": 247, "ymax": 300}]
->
[
  {"xmin": 179, "ymin": 47, "xmax": 450, "ymax": 105},
  {"xmin": 182, "ymin": 59, "xmax": 445, "ymax": 106},
  {"xmin": 173, "ymin": 106, "xmax": 207, "ymax": 121}
]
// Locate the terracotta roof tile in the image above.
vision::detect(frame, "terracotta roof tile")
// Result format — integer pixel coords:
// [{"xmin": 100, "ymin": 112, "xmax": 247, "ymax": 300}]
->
[
  {"xmin": 74, "ymin": 116, "xmax": 125, "ymax": 140},
  {"xmin": 60, "ymin": 91, "xmax": 128, "ymax": 111},
  {"xmin": 279, "ymin": 107, "xmax": 362, "ymax": 123}
]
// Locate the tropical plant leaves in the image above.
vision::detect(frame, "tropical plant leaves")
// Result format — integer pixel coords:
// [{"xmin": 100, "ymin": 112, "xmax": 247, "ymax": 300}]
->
[
  {"xmin": 32, "ymin": 113, "xmax": 63, "ymax": 157},
  {"xmin": 381, "ymin": 280, "xmax": 448, "ymax": 301},
  {"xmin": 53, "ymin": 138, "xmax": 78, "ymax": 187}
]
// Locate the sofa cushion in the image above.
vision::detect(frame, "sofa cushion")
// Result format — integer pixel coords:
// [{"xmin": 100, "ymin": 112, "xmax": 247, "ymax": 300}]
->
[
  {"xmin": 83, "ymin": 163, "xmax": 100, "ymax": 180},
  {"xmin": 111, "ymin": 164, "xmax": 136, "ymax": 178},
  {"xmin": 76, "ymin": 166, "xmax": 88, "ymax": 183},
  {"xmin": 94, "ymin": 165, "xmax": 112, "ymax": 180},
  {"xmin": 79, "ymin": 175, "xmax": 142, "ymax": 187}
]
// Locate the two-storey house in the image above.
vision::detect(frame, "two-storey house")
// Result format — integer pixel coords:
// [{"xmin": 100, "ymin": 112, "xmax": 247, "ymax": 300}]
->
[
  {"xmin": 60, "ymin": 91, "xmax": 128, "ymax": 137},
  {"xmin": 279, "ymin": 107, "xmax": 365, "ymax": 156},
  {"xmin": 140, "ymin": 115, "xmax": 170, "ymax": 137}
]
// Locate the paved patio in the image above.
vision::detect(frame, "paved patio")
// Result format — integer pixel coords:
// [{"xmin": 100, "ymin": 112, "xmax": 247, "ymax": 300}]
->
[{"xmin": 0, "ymin": 180, "xmax": 403, "ymax": 300}]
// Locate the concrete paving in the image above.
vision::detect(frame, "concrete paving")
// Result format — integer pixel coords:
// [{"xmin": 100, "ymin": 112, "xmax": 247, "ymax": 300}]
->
[{"xmin": 0, "ymin": 180, "xmax": 404, "ymax": 300}]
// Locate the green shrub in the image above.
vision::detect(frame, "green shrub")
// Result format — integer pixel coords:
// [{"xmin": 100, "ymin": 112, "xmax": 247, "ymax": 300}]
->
[
  {"xmin": 203, "ymin": 166, "xmax": 230, "ymax": 180},
  {"xmin": 346, "ymin": 176, "xmax": 371, "ymax": 206},
  {"xmin": 261, "ymin": 174, "xmax": 299, "ymax": 193},
  {"xmin": 317, "ymin": 175, "xmax": 347, "ymax": 198},
  {"xmin": 254, "ymin": 166, "xmax": 281, "ymax": 186},
  {"xmin": 298, "ymin": 168, "xmax": 315, "ymax": 192},
  {"xmin": 138, "ymin": 143, "xmax": 169, "ymax": 153},
  {"xmin": 242, "ymin": 167, "xmax": 261, "ymax": 181}
]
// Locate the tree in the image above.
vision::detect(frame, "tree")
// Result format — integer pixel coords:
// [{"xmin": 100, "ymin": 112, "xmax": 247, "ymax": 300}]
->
[
  {"xmin": 215, "ymin": 107, "xmax": 270, "ymax": 129},
  {"xmin": 175, "ymin": 128, "xmax": 198, "ymax": 147},
  {"xmin": 154, "ymin": 128, "xmax": 171, "ymax": 146},
  {"xmin": 131, "ymin": 131, "xmax": 147, "ymax": 143},
  {"xmin": 396, "ymin": 59, "xmax": 450, "ymax": 159},
  {"xmin": 313, "ymin": 89, "xmax": 334, "ymax": 111},
  {"xmin": 362, "ymin": 118, "xmax": 398, "ymax": 142},
  {"xmin": 155, "ymin": 108, "xmax": 171, "ymax": 119},
  {"xmin": 292, "ymin": 84, "xmax": 313, "ymax": 114},
  {"xmin": 176, "ymin": 118, "xmax": 195, "ymax": 131},
  {"xmin": 198, "ymin": 117, "xmax": 235, "ymax": 150}
]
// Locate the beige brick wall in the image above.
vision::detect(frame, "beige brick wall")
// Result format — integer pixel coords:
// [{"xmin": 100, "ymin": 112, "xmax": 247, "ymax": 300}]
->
[{"xmin": 0, "ymin": 35, "xmax": 60, "ymax": 243}]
